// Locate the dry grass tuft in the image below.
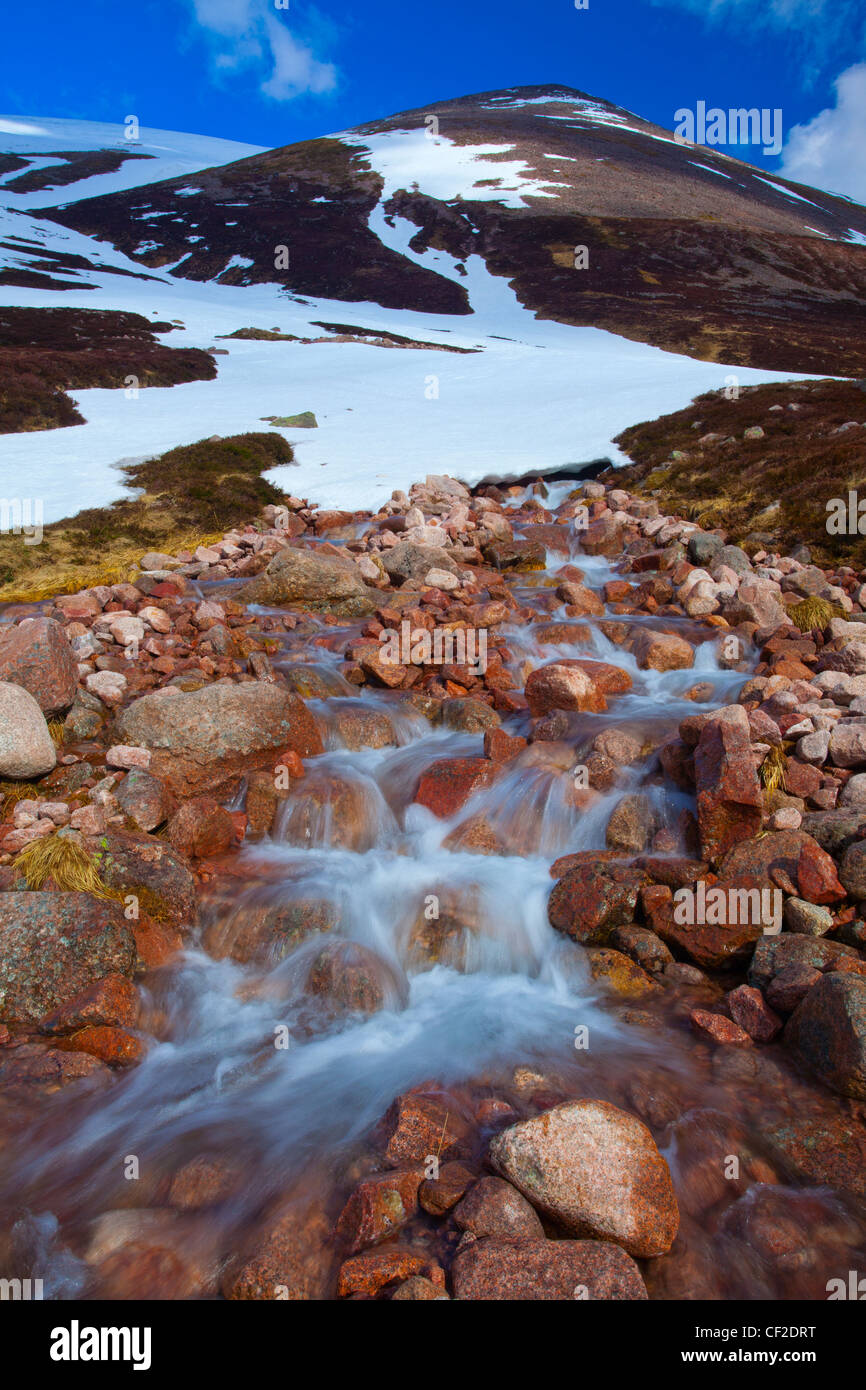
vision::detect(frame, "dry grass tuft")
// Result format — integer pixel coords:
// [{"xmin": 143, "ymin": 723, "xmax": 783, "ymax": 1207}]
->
[
  {"xmin": 13, "ymin": 833, "xmax": 115, "ymax": 897},
  {"xmin": 788, "ymin": 596, "xmax": 843, "ymax": 633},
  {"xmin": 759, "ymin": 745, "xmax": 789, "ymax": 795}
]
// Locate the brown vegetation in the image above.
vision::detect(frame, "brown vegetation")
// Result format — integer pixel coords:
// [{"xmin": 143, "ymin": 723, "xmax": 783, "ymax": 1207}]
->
[
  {"xmin": 0, "ymin": 306, "xmax": 217, "ymax": 433},
  {"xmin": 605, "ymin": 377, "xmax": 866, "ymax": 566}
]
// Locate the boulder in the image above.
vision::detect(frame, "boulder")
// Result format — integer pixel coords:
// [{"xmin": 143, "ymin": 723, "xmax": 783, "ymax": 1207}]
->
[
  {"xmin": 0, "ymin": 893, "xmax": 135, "ymax": 1025},
  {"xmin": 114, "ymin": 770, "xmax": 174, "ymax": 832},
  {"xmin": 632, "ymin": 630, "xmax": 695, "ymax": 672},
  {"xmin": 382, "ymin": 542, "xmax": 459, "ymax": 585},
  {"xmin": 0, "ymin": 681, "xmax": 56, "ymax": 779},
  {"xmin": 785, "ymin": 973, "xmax": 866, "ymax": 1099},
  {"xmin": 0, "ymin": 616, "xmax": 77, "ymax": 714},
  {"xmin": 548, "ymin": 863, "xmax": 646, "ymax": 944},
  {"xmin": 95, "ymin": 830, "xmax": 197, "ymax": 929},
  {"xmin": 829, "ymin": 722, "xmax": 866, "ymax": 768},
  {"xmin": 335, "ymin": 1169, "xmax": 424, "ymax": 1253},
  {"xmin": 694, "ymin": 706, "xmax": 763, "ymax": 864},
  {"xmin": 452, "ymin": 1237, "xmax": 647, "ymax": 1300},
  {"xmin": 748, "ymin": 933, "xmax": 857, "ymax": 992},
  {"xmin": 414, "ymin": 757, "xmax": 497, "ymax": 818},
  {"xmin": 238, "ymin": 546, "xmax": 375, "ymax": 616},
  {"xmin": 223, "ymin": 1202, "xmax": 332, "ymax": 1300},
  {"xmin": 605, "ymin": 793, "xmax": 655, "ymax": 854},
  {"xmin": 525, "ymin": 662, "xmax": 606, "ymax": 717},
  {"xmin": 115, "ymin": 683, "xmax": 322, "ymax": 796},
  {"xmin": 489, "ymin": 1099, "xmax": 678, "ymax": 1257},
  {"xmin": 452, "ymin": 1177, "xmax": 545, "ymax": 1240},
  {"xmin": 167, "ymin": 797, "xmax": 236, "ymax": 859}
]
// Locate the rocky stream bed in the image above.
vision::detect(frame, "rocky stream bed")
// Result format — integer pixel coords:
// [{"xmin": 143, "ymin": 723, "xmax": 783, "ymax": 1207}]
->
[{"xmin": 0, "ymin": 469, "xmax": 865, "ymax": 1300}]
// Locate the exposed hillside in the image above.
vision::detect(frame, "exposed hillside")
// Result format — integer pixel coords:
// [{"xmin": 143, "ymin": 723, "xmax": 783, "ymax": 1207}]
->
[
  {"xmin": 606, "ymin": 377, "xmax": 866, "ymax": 566},
  {"xmin": 37, "ymin": 84, "xmax": 866, "ymax": 373},
  {"xmin": 0, "ymin": 306, "xmax": 217, "ymax": 433}
]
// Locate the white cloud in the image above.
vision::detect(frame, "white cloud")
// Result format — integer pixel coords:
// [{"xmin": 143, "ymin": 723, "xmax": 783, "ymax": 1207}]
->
[
  {"xmin": 781, "ymin": 63, "xmax": 866, "ymax": 202},
  {"xmin": 188, "ymin": 0, "xmax": 336, "ymax": 100},
  {"xmin": 260, "ymin": 15, "xmax": 336, "ymax": 99}
]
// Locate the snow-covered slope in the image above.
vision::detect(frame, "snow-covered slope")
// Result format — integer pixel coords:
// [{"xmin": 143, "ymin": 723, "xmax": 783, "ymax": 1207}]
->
[
  {"xmin": 0, "ymin": 116, "xmax": 266, "ymax": 208},
  {"xmin": 0, "ymin": 91, "xmax": 860, "ymax": 526}
]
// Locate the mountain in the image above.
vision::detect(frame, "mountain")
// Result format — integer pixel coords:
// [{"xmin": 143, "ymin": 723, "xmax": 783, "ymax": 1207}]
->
[
  {"xmin": 0, "ymin": 89, "xmax": 863, "ymax": 526},
  {"xmin": 30, "ymin": 84, "xmax": 866, "ymax": 374}
]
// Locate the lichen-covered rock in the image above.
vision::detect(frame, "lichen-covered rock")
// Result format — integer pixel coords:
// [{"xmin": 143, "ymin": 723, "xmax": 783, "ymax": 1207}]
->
[
  {"xmin": 785, "ymin": 972, "xmax": 866, "ymax": 1099},
  {"xmin": 0, "ymin": 893, "xmax": 136, "ymax": 1024},
  {"xmin": 0, "ymin": 681, "xmax": 56, "ymax": 779},
  {"xmin": 489, "ymin": 1099, "xmax": 679, "ymax": 1257},
  {"xmin": 0, "ymin": 616, "xmax": 77, "ymax": 714},
  {"xmin": 238, "ymin": 545, "xmax": 376, "ymax": 616},
  {"xmin": 115, "ymin": 683, "xmax": 322, "ymax": 796},
  {"xmin": 452, "ymin": 1236, "xmax": 647, "ymax": 1300}
]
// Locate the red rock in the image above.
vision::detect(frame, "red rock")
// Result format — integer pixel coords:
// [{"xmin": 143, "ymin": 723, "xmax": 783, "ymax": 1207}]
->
[
  {"xmin": 785, "ymin": 972, "xmax": 866, "ymax": 1098},
  {"xmin": 56, "ymin": 1025, "xmax": 144, "ymax": 1067},
  {"xmin": 337, "ymin": 1246, "xmax": 430, "ymax": 1298},
  {"xmin": 476, "ymin": 1097, "xmax": 517, "ymax": 1127},
  {"xmin": 797, "ymin": 839, "xmax": 846, "ymax": 905},
  {"xmin": 38, "ymin": 974, "xmax": 139, "ymax": 1034},
  {"xmin": 604, "ymin": 580, "xmax": 633, "ymax": 603},
  {"xmin": 727, "ymin": 984, "xmax": 783, "ymax": 1042},
  {"xmin": 489, "ymin": 1099, "xmax": 678, "ymax": 1257},
  {"xmin": 689, "ymin": 1009, "xmax": 753, "ymax": 1047},
  {"xmin": 132, "ymin": 915, "xmax": 183, "ymax": 969},
  {"xmin": 524, "ymin": 662, "xmax": 606, "ymax": 717},
  {"xmin": 0, "ymin": 1042, "xmax": 110, "ymax": 1092},
  {"xmin": 555, "ymin": 581, "xmax": 604, "ymax": 615},
  {"xmin": 168, "ymin": 1156, "xmax": 240, "ymax": 1209},
  {"xmin": 390, "ymin": 1276, "xmax": 444, "ymax": 1300},
  {"xmin": 452, "ymin": 1237, "xmax": 647, "ymax": 1300},
  {"xmin": 224, "ymin": 1201, "xmax": 332, "ymax": 1300},
  {"xmin": 0, "ymin": 616, "xmax": 78, "ymax": 714},
  {"xmin": 167, "ymin": 796, "xmax": 236, "ymax": 859},
  {"xmin": 633, "ymin": 629, "xmax": 695, "ymax": 671},
  {"xmin": 694, "ymin": 707, "xmax": 763, "ymax": 864},
  {"xmin": 651, "ymin": 875, "xmax": 765, "ymax": 969},
  {"xmin": 547, "ymin": 862, "xmax": 646, "ymax": 943},
  {"xmin": 305, "ymin": 941, "xmax": 401, "ymax": 1016},
  {"xmin": 335, "ymin": 1168, "xmax": 423, "ymax": 1253},
  {"xmin": 53, "ymin": 591, "xmax": 102, "ymax": 621},
  {"xmin": 418, "ymin": 1161, "xmax": 476, "ymax": 1215},
  {"xmin": 90, "ymin": 1241, "xmax": 206, "ymax": 1300},
  {"xmin": 414, "ymin": 757, "xmax": 497, "ymax": 818},
  {"xmin": 784, "ymin": 760, "xmax": 822, "ymax": 799},
  {"xmin": 765, "ymin": 963, "xmax": 822, "ymax": 1013},
  {"xmin": 483, "ymin": 728, "xmax": 527, "ymax": 762},
  {"xmin": 453, "ymin": 1176, "xmax": 544, "ymax": 1239},
  {"xmin": 382, "ymin": 1092, "xmax": 472, "ymax": 1165},
  {"xmin": 566, "ymin": 659, "xmax": 633, "ymax": 694},
  {"xmin": 272, "ymin": 748, "xmax": 305, "ymax": 779}
]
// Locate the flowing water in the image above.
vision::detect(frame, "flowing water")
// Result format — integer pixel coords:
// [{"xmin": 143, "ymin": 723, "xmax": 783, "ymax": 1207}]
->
[{"xmin": 1, "ymin": 480, "xmax": 865, "ymax": 1300}]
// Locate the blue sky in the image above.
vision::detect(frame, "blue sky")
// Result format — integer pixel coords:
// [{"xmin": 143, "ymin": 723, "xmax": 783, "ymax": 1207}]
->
[{"xmin": 3, "ymin": 0, "xmax": 866, "ymax": 197}]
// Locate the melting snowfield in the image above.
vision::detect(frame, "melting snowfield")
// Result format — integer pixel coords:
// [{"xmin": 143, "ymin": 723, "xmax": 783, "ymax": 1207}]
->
[{"xmin": 0, "ymin": 116, "xmax": 815, "ymax": 523}]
